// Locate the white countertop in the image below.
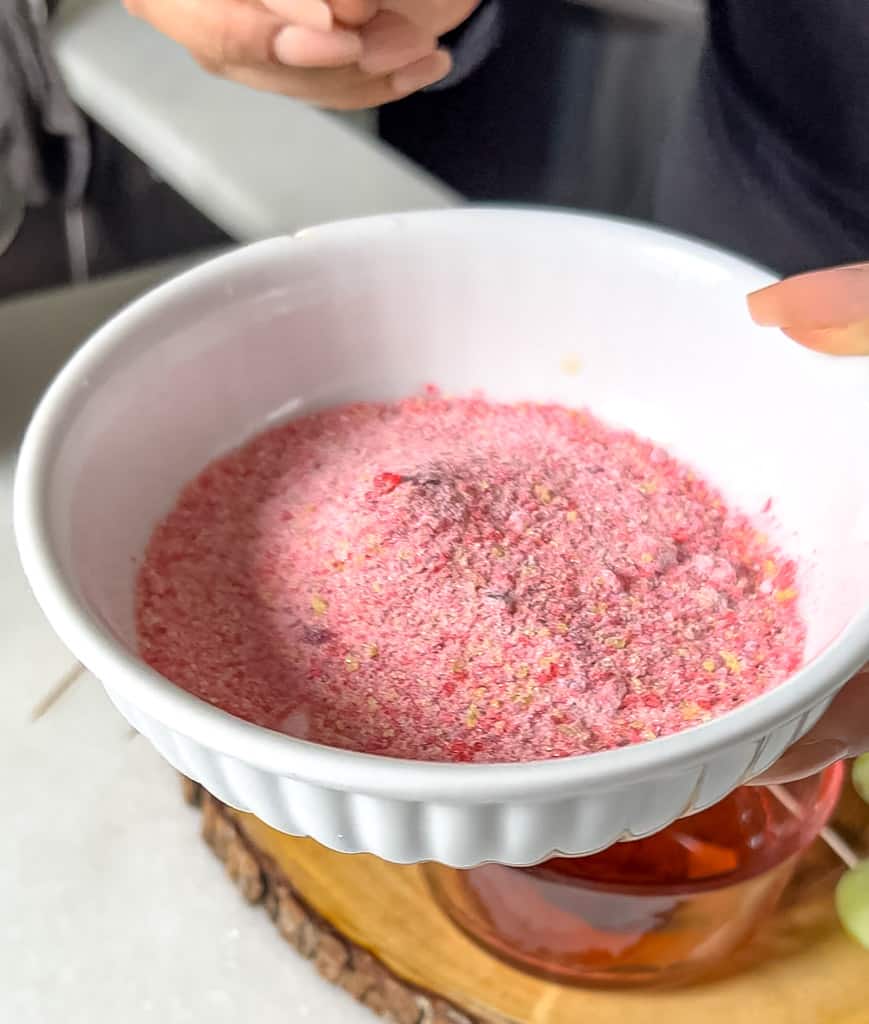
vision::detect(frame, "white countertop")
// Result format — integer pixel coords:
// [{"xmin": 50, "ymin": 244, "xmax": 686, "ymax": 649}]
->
[
  {"xmin": 7, "ymin": 7, "xmax": 459, "ymax": 1009},
  {"xmin": 52, "ymin": 0, "xmax": 458, "ymax": 240},
  {"xmin": 0, "ymin": 261, "xmax": 374, "ymax": 1024}
]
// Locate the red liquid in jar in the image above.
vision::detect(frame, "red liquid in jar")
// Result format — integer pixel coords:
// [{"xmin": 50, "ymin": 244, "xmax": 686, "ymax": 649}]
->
[
  {"xmin": 425, "ymin": 766, "xmax": 844, "ymax": 987},
  {"xmin": 539, "ymin": 786, "xmax": 787, "ymax": 888}
]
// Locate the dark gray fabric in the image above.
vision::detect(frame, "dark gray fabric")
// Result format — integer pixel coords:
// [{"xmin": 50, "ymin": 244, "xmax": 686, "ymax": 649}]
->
[
  {"xmin": 656, "ymin": 0, "xmax": 869, "ymax": 274},
  {"xmin": 654, "ymin": 52, "xmax": 869, "ymax": 275},
  {"xmin": 0, "ymin": 0, "xmax": 89, "ymax": 209},
  {"xmin": 446, "ymin": 1, "xmax": 869, "ymax": 273}
]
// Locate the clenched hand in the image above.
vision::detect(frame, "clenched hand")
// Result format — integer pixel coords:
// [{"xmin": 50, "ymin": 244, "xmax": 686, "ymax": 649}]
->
[{"xmin": 124, "ymin": 0, "xmax": 480, "ymax": 108}]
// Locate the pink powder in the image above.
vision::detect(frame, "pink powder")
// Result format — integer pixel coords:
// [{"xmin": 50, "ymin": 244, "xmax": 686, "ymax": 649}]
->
[{"xmin": 136, "ymin": 395, "xmax": 805, "ymax": 763}]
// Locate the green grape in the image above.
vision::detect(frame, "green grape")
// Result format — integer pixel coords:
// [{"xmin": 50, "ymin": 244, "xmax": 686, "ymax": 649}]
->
[
  {"xmin": 835, "ymin": 859, "xmax": 869, "ymax": 948},
  {"xmin": 853, "ymin": 754, "xmax": 869, "ymax": 804}
]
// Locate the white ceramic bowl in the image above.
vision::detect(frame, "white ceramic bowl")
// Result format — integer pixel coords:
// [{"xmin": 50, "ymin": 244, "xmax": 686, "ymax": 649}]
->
[{"xmin": 15, "ymin": 209, "xmax": 869, "ymax": 867}]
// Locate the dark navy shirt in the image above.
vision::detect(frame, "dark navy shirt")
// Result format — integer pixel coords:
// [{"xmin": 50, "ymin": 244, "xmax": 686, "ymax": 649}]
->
[{"xmin": 445, "ymin": 1, "xmax": 869, "ymax": 273}]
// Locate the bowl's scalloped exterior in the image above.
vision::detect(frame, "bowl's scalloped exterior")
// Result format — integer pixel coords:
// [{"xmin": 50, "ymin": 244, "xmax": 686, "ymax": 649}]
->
[{"xmin": 106, "ymin": 685, "xmax": 831, "ymax": 867}]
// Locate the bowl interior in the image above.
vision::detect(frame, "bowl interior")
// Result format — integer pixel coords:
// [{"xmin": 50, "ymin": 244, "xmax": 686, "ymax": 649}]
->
[{"xmin": 35, "ymin": 211, "xmax": 869, "ymax": 702}]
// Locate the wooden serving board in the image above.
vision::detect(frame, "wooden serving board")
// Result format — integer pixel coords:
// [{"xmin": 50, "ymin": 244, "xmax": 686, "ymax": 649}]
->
[{"xmin": 182, "ymin": 777, "xmax": 869, "ymax": 1024}]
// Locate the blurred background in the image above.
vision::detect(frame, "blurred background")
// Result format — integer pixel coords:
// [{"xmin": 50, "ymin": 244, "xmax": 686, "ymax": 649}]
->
[{"xmin": 0, "ymin": 0, "xmax": 704, "ymax": 301}]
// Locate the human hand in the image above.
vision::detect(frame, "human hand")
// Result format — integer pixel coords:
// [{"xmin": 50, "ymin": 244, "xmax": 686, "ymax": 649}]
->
[
  {"xmin": 751, "ymin": 669, "xmax": 869, "ymax": 784},
  {"xmin": 123, "ymin": 0, "xmax": 480, "ymax": 109},
  {"xmin": 749, "ymin": 261, "xmax": 869, "ymax": 355},
  {"xmin": 747, "ymin": 262, "xmax": 869, "ymax": 783}
]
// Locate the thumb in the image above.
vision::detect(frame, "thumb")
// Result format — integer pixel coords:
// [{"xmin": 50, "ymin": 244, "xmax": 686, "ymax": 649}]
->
[
  {"xmin": 748, "ymin": 262, "xmax": 869, "ymax": 355},
  {"xmin": 750, "ymin": 669, "xmax": 869, "ymax": 785}
]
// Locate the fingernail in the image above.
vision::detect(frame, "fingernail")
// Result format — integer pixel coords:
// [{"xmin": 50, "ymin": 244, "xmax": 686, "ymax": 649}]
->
[
  {"xmin": 747, "ymin": 284, "xmax": 785, "ymax": 327},
  {"xmin": 273, "ymin": 26, "xmax": 362, "ymax": 67},
  {"xmin": 748, "ymin": 262, "xmax": 869, "ymax": 330},
  {"xmin": 261, "ymin": 0, "xmax": 333, "ymax": 31},
  {"xmin": 391, "ymin": 49, "xmax": 452, "ymax": 95}
]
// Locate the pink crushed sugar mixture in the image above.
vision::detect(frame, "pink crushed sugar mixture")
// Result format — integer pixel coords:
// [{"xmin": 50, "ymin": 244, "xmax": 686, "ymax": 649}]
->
[{"xmin": 136, "ymin": 395, "xmax": 805, "ymax": 763}]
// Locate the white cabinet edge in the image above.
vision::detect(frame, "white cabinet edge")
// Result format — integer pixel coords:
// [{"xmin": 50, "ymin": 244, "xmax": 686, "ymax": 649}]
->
[{"xmin": 51, "ymin": 0, "xmax": 458, "ymax": 240}]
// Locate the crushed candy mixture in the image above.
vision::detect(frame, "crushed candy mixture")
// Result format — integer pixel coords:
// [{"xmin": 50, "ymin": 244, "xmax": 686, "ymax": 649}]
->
[{"xmin": 136, "ymin": 395, "xmax": 805, "ymax": 763}]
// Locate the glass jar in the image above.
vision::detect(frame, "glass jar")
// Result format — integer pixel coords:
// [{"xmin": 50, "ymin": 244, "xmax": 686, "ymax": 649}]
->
[{"xmin": 425, "ymin": 764, "xmax": 844, "ymax": 988}]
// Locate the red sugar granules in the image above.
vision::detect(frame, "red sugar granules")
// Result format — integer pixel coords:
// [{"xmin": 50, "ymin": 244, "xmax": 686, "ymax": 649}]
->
[{"xmin": 136, "ymin": 395, "xmax": 805, "ymax": 763}]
